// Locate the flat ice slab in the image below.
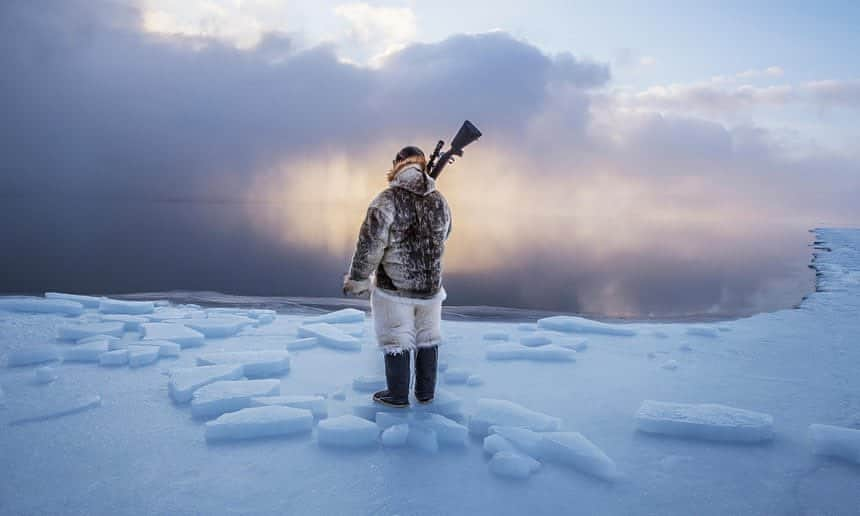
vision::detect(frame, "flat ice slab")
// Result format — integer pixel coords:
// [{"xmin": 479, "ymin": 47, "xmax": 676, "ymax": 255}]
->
[
  {"xmin": 537, "ymin": 432, "xmax": 618, "ymax": 481},
  {"xmin": 9, "ymin": 395, "xmax": 101, "ymax": 426},
  {"xmin": 469, "ymin": 399, "xmax": 562, "ymax": 437},
  {"xmin": 128, "ymin": 346, "xmax": 160, "ymax": 368},
  {"xmin": 486, "ymin": 343, "xmax": 576, "ymax": 362},
  {"xmin": 196, "ymin": 351, "xmax": 290, "ymax": 378},
  {"xmin": 537, "ymin": 316, "xmax": 637, "ymax": 337},
  {"xmin": 489, "ymin": 451, "xmax": 541, "ymax": 480},
  {"xmin": 304, "ymin": 308, "xmax": 365, "ymax": 325},
  {"xmin": 142, "ymin": 323, "xmax": 205, "ymax": 349},
  {"xmin": 185, "ymin": 316, "xmax": 255, "ymax": 338},
  {"xmin": 45, "ymin": 292, "xmax": 102, "ymax": 308},
  {"xmin": 519, "ymin": 332, "xmax": 554, "ymax": 347},
  {"xmin": 0, "ymin": 297, "xmax": 84, "ymax": 316},
  {"xmin": 63, "ymin": 340, "xmax": 111, "ymax": 362},
  {"xmin": 7, "ymin": 347, "xmax": 60, "ymax": 367},
  {"xmin": 139, "ymin": 340, "xmax": 181, "ymax": 358},
  {"xmin": 98, "ymin": 299, "xmax": 154, "ymax": 315},
  {"xmin": 100, "ymin": 315, "xmax": 148, "ymax": 331},
  {"xmin": 250, "ymin": 395, "xmax": 328, "ymax": 419},
  {"xmin": 191, "ymin": 379, "xmax": 280, "ymax": 419},
  {"xmin": 99, "ymin": 349, "xmax": 129, "ymax": 366},
  {"xmin": 635, "ymin": 400, "xmax": 774, "ymax": 443},
  {"xmin": 809, "ymin": 424, "xmax": 860, "ymax": 465},
  {"xmin": 296, "ymin": 323, "xmax": 361, "ymax": 351},
  {"xmin": 57, "ymin": 322, "xmax": 125, "ymax": 341},
  {"xmin": 204, "ymin": 406, "xmax": 313, "ymax": 442},
  {"xmin": 318, "ymin": 415, "xmax": 379, "ymax": 448},
  {"xmin": 168, "ymin": 364, "xmax": 245, "ymax": 403}
]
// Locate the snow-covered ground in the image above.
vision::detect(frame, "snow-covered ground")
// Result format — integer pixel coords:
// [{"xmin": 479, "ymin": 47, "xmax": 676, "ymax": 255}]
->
[{"xmin": 1, "ymin": 228, "xmax": 858, "ymax": 515}]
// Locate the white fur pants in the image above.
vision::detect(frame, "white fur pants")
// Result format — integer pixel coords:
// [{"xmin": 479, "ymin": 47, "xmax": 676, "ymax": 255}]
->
[{"xmin": 370, "ymin": 287, "xmax": 445, "ymax": 354}]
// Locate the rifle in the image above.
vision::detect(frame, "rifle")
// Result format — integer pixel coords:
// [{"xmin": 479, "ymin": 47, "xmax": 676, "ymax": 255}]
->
[{"xmin": 426, "ymin": 120, "xmax": 482, "ymax": 180}]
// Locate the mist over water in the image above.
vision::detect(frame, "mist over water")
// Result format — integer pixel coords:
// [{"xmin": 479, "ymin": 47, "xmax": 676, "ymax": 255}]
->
[{"xmin": 0, "ymin": 197, "xmax": 814, "ymax": 319}]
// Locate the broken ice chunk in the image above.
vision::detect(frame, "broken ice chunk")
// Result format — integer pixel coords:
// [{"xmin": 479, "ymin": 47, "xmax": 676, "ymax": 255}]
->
[
  {"xmin": 142, "ymin": 323, "xmax": 205, "ymax": 349},
  {"xmin": 483, "ymin": 434, "xmax": 517, "ymax": 455},
  {"xmin": 100, "ymin": 315, "xmax": 148, "ymax": 331},
  {"xmin": 519, "ymin": 332, "xmax": 553, "ymax": 347},
  {"xmin": 141, "ymin": 340, "xmax": 181, "ymax": 358},
  {"xmin": 196, "ymin": 351, "xmax": 290, "ymax": 378},
  {"xmin": 250, "ymin": 395, "xmax": 328, "ymax": 419},
  {"xmin": 185, "ymin": 316, "xmax": 255, "ymax": 338},
  {"xmin": 809, "ymin": 424, "xmax": 860, "ymax": 465},
  {"xmin": 128, "ymin": 346, "xmax": 159, "ymax": 368},
  {"xmin": 304, "ymin": 308, "xmax": 365, "ymax": 325},
  {"xmin": 468, "ymin": 399, "xmax": 562, "ymax": 437},
  {"xmin": 537, "ymin": 316, "xmax": 637, "ymax": 337},
  {"xmin": 317, "ymin": 415, "xmax": 379, "ymax": 448},
  {"xmin": 489, "ymin": 451, "xmax": 540, "ymax": 480},
  {"xmin": 537, "ymin": 432, "xmax": 618, "ymax": 481},
  {"xmin": 297, "ymin": 323, "xmax": 361, "ymax": 351},
  {"xmin": 63, "ymin": 340, "xmax": 111, "ymax": 362},
  {"xmin": 99, "ymin": 349, "xmax": 129, "ymax": 367},
  {"xmin": 7, "ymin": 347, "xmax": 60, "ymax": 367},
  {"xmin": 57, "ymin": 322, "xmax": 125, "ymax": 341},
  {"xmin": 412, "ymin": 412, "xmax": 468, "ymax": 446},
  {"xmin": 635, "ymin": 400, "xmax": 774, "ymax": 443},
  {"xmin": 485, "ymin": 344, "xmax": 576, "ymax": 362},
  {"xmin": 204, "ymin": 406, "xmax": 313, "ymax": 442},
  {"xmin": 0, "ymin": 297, "xmax": 84, "ymax": 316},
  {"xmin": 45, "ymin": 292, "xmax": 102, "ymax": 308},
  {"xmin": 99, "ymin": 298, "xmax": 154, "ymax": 315},
  {"xmin": 191, "ymin": 379, "xmax": 280, "ymax": 419},
  {"xmin": 167, "ymin": 364, "xmax": 245, "ymax": 403}
]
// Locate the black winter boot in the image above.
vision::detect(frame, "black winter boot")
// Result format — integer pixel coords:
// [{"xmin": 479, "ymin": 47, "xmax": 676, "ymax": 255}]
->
[
  {"xmin": 373, "ymin": 351, "xmax": 410, "ymax": 408},
  {"xmin": 414, "ymin": 345, "xmax": 438, "ymax": 403}
]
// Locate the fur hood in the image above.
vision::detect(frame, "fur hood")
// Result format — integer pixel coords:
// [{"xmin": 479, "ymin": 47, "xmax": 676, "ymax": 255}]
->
[{"xmin": 389, "ymin": 164, "xmax": 436, "ymax": 197}]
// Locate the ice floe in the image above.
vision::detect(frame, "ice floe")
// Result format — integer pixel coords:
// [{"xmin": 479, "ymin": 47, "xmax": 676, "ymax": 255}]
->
[
  {"xmin": 485, "ymin": 343, "xmax": 576, "ymax": 362},
  {"xmin": 296, "ymin": 323, "xmax": 361, "ymax": 351},
  {"xmin": 191, "ymin": 379, "xmax": 280, "ymax": 419},
  {"xmin": 7, "ymin": 347, "xmax": 60, "ymax": 367},
  {"xmin": 168, "ymin": 364, "xmax": 245, "ymax": 403},
  {"xmin": 45, "ymin": 292, "xmax": 102, "ymax": 308},
  {"xmin": 196, "ymin": 351, "xmax": 290, "ymax": 378},
  {"xmin": 537, "ymin": 316, "xmax": 636, "ymax": 337},
  {"xmin": 142, "ymin": 323, "xmax": 205, "ymax": 349},
  {"xmin": 204, "ymin": 406, "xmax": 313, "ymax": 442},
  {"xmin": 127, "ymin": 345, "xmax": 160, "ymax": 368},
  {"xmin": 99, "ymin": 349, "xmax": 129, "ymax": 367},
  {"xmin": 57, "ymin": 322, "xmax": 125, "ymax": 341},
  {"xmin": 537, "ymin": 432, "xmax": 618, "ymax": 481},
  {"xmin": 469, "ymin": 399, "xmax": 562, "ymax": 437},
  {"xmin": 635, "ymin": 400, "xmax": 774, "ymax": 443},
  {"xmin": 381, "ymin": 424, "xmax": 410, "ymax": 447},
  {"xmin": 98, "ymin": 299, "xmax": 154, "ymax": 315},
  {"xmin": 100, "ymin": 315, "xmax": 148, "ymax": 331},
  {"xmin": 185, "ymin": 315, "xmax": 255, "ymax": 338},
  {"xmin": 140, "ymin": 340, "xmax": 181, "ymax": 358},
  {"xmin": 250, "ymin": 395, "xmax": 328, "ymax": 419},
  {"xmin": 304, "ymin": 308, "xmax": 365, "ymax": 325},
  {"xmin": 0, "ymin": 297, "xmax": 84, "ymax": 316},
  {"xmin": 519, "ymin": 332, "xmax": 553, "ymax": 347},
  {"xmin": 317, "ymin": 415, "xmax": 379, "ymax": 448},
  {"xmin": 63, "ymin": 340, "xmax": 111, "ymax": 362},
  {"xmin": 489, "ymin": 451, "xmax": 541, "ymax": 480}
]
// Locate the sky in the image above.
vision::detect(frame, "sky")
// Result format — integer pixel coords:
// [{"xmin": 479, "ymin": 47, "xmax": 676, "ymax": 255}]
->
[{"xmin": 1, "ymin": 0, "xmax": 858, "ymax": 317}]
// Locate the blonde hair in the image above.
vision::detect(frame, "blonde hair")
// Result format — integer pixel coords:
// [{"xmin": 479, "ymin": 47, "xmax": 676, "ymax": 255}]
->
[{"xmin": 387, "ymin": 155, "xmax": 427, "ymax": 182}]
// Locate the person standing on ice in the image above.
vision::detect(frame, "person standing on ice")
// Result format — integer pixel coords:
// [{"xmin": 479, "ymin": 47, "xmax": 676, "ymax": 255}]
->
[{"xmin": 342, "ymin": 145, "xmax": 452, "ymax": 407}]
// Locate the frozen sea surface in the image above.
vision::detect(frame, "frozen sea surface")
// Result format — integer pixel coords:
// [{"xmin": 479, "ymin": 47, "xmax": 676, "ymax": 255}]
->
[{"xmin": 0, "ymin": 228, "xmax": 859, "ymax": 515}]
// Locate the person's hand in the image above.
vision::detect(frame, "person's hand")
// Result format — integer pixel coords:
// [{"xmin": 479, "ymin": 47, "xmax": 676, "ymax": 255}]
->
[{"xmin": 342, "ymin": 275, "xmax": 371, "ymax": 299}]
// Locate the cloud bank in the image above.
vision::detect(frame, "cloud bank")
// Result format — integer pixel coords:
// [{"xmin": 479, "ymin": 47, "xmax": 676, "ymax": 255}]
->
[{"xmin": 1, "ymin": 0, "xmax": 856, "ymax": 317}]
